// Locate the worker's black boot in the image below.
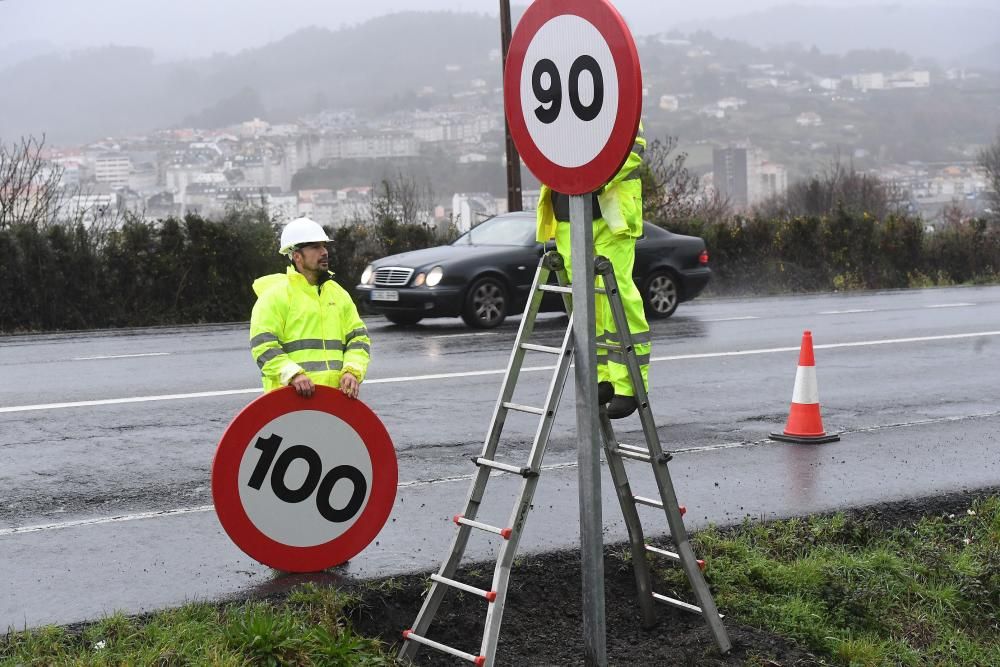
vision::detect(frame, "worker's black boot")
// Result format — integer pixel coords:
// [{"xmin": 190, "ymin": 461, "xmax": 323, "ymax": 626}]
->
[
  {"xmin": 607, "ymin": 395, "xmax": 637, "ymax": 419},
  {"xmin": 597, "ymin": 381, "xmax": 614, "ymax": 404}
]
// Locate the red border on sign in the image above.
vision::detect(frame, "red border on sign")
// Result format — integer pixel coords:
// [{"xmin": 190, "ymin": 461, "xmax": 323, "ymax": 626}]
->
[
  {"xmin": 211, "ymin": 386, "xmax": 398, "ymax": 573},
  {"xmin": 504, "ymin": 0, "xmax": 642, "ymax": 195}
]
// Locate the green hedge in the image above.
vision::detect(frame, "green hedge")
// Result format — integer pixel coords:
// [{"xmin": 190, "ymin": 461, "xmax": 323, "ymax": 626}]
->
[
  {"xmin": 1, "ymin": 208, "xmax": 998, "ymax": 333},
  {"xmin": 0, "ymin": 209, "xmax": 441, "ymax": 333},
  {"xmin": 664, "ymin": 208, "xmax": 1000, "ymax": 295}
]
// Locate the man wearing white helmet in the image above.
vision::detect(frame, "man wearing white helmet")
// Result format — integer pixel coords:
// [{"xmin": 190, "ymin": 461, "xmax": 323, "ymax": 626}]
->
[{"xmin": 249, "ymin": 217, "xmax": 371, "ymax": 398}]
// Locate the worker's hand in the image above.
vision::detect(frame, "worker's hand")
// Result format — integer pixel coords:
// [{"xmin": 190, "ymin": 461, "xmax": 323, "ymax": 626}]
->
[
  {"xmin": 339, "ymin": 372, "xmax": 360, "ymax": 399},
  {"xmin": 290, "ymin": 372, "xmax": 316, "ymax": 398}
]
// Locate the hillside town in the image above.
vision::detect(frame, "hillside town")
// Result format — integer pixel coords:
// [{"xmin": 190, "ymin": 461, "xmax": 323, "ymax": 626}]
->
[{"xmin": 23, "ymin": 32, "xmax": 998, "ymax": 232}]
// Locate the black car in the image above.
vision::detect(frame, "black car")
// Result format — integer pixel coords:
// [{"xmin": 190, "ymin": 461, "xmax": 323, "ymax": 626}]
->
[{"xmin": 355, "ymin": 212, "xmax": 711, "ymax": 328}]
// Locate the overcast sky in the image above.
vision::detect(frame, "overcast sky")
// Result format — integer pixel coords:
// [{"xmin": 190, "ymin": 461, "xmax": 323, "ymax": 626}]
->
[{"xmin": 0, "ymin": 0, "xmax": 981, "ymax": 61}]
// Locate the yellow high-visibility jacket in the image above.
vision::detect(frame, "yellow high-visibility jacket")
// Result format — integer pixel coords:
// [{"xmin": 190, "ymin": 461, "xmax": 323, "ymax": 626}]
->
[
  {"xmin": 250, "ymin": 267, "xmax": 371, "ymax": 392},
  {"xmin": 537, "ymin": 126, "xmax": 646, "ymax": 242}
]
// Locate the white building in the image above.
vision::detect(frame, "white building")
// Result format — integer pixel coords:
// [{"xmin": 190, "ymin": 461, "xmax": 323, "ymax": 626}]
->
[
  {"xmin": 850, "ymin": 72, "xmax": 886, "ymax": 91},
  {"xmin": 94, "ymin": 153, "xmax": 131, "ymax": 189},
  {"xmin": 717, "ymin": 97, "xmax": 747, "ymax": 111},
  {"xmin": 888, "ymin": 70, "xmax": 931, "ymax": 89},
  {"xmin": 459, "ymin": 152, "xmax": 489, "ymax": 164},
  {"xmin": 755, "ymin": 162, "xmax": 789, "ymax": 204},
  {"xmin": 796, "ymin": 112, "xmax": 823, "ymax": 127},
  {"xmin": 266, "ymin": 193, "xmax": 299, "ymax": 222},
  {"xmin": 322, "ymin": 131, "xmax": 419, "ymax": 160},
  {"xmin": 238, "ymin": 118, "xmax": 270, "ymax": 138},
  {"xmin": 659, "ymin": 95, "xmax": 680, "ymax": 112},
  {"xmin": 452, "ymin": 193, "xmax": 505, "ymax": 233},
  {"xmin": 59, "ymin": 192, "xmax": 121, "ymax": 227}
]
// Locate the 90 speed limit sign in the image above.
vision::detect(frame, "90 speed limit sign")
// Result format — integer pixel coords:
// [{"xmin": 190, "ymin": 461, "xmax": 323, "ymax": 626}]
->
[
  {"xmin": 212, "ymin": 386, "xmax": 397, "ymax": 572},
  {"xmin": 504, "ymin": 0, "xmax": 642, "ymax": 196}
]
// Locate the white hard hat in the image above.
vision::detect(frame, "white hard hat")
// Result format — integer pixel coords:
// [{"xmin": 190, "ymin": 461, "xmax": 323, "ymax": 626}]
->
[{"xmin": 279, "ymin": 217, "xmax": 330, "ymax": 256}]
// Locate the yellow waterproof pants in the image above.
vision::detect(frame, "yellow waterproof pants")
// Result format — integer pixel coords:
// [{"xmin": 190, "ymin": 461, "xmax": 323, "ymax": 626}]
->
[{"xmin": 555, "ymin": 221, "xmax": 651, "ymax": 397}]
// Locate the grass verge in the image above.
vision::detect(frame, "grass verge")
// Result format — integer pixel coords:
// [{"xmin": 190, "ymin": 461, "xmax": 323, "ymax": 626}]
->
[
  {"xmin": 656, "ymin": 495, "xmax": 1000, "ymax": 666},
  {"xmin": 3, "ymin": 495, "xmax": 997, "ymax": 666},
  {"xmin": 1, "ymin": 584, "xmax": 395, "ymax": 666}
]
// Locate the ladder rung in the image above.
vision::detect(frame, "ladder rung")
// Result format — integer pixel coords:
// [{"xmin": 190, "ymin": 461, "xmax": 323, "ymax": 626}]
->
[
  {"xmin": 430, "ymin": 574, "xmax": 498, "ymax": 602},
  {"xmin": 652, "ymin": 593, "xmax": 703, "ymax": 615},
  {"xmin": 520, "ymin": 342, "xmax": 563, "ymax": 355},
  {"xmin": 402, "ymin": 630, "xmax": 485, "ymax": 665},
  {"xmin": 503, "ymin": 401, "xmax": 546, "ymax": 416},
  {"xmin": 634, "ymin": 498, "xmax": 688, "ymax": 514},
  {"xmin": 596, "ymin": 342, "xmax": 623, "ymax": 352},
  {"xmin": 614, "ymin": 447, "xmax": 651, "ymax": 463},
  {"xmin": 633, "ymin": 495, "xmax": 664, "ymax": 509},
  {"xmin": 474, "ymin": 457, "xmax": 537, "ymax": 478},
  {"xmin": 540, "ymin": 283, "xmax": 608, "ymax": 296},
  {"xmin": 646, "ymin": 544, "xmax": 704, "ymax": 570},
  {"xmin": 454, "ymin": 514, "xmax": 513, "ymax": 539},
  {"xmin": 613, "ymin": 443, "xmax": 672, "ymax": 465}
]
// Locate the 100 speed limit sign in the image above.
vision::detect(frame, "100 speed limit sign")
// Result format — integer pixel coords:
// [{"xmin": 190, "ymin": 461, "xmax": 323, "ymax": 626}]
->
[
  {"xmin": 504, "ymin": 0, "xmax": 642, "ymax": 195},
  {"xmin": 212, "ymin": 386, "xmax": 397, "ymax": 572}
]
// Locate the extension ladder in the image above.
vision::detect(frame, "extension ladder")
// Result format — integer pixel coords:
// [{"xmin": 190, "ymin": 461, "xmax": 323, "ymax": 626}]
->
[{"xmin": 399, "ymin": 252, "xmax": 730, "ymax": 666}]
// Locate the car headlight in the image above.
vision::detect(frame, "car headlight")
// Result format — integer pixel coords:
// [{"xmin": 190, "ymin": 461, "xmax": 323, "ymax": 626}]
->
[
  {"xmin": 361, "ymin": 265, "xmax": 374, "ymax": 285},
  {"xmin": 426, "ymin": 266, "xmax": 444, "ymax": 287},
  {"xmin": 413, "ymin": 272, "xmax": 426, "ymax": 287}
]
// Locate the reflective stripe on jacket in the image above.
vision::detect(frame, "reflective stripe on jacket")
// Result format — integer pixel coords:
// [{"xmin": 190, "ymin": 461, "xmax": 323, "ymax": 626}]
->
[
  {"xmin": 249, "ymin": 267, "xmax": 371, "ymax": 392},
  {"xmin": 537, "ymin": 124, "xmax": 646, "ymax": 241}
]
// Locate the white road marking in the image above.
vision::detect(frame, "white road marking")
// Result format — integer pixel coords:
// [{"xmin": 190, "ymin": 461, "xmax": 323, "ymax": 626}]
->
[
  {"xmin": 819, "ymin": 309, "xmax": 876, "ymax": 315},
  {"xmin": 427, "ymin": 332, "xmax": 498, "ymax": 340},
  {"xmin": 7, "ymin": 411, "xmax": 998, "ymax": 539},
  {"xmin": 3, "ymin": 330, "xmax": 999, "ymax": 415},
  {"xmin": 0, "ymin": 505, "xmax": 214, "ymax": 537},
  {"xmin": 0, "ymin": 389, "xmax": 261, "ymax": 414},
  {"xmin": 925, "ymin": 303, "xmax": 976, "ymax": 309},
  {"xmin": 73, "ymin": 352, "xmax": 172, "ymax": 361},
  {"xmin": 702, "ymin": 316, "xmax": 760, "ymax": 322}
]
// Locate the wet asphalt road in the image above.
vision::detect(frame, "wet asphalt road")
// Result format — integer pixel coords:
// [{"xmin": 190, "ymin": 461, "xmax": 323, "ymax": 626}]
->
[{"xmin": 2, "ymin": 285, "xmax": 1000, "ymax": 629}]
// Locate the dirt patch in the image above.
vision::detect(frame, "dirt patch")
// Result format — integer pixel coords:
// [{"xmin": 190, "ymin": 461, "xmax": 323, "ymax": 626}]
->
[
  {"xmin": 351, "ymin": 550, "xmax": 819, "ymax": 666},
  {"xmin": 345, "ymin": 486, "xmax": 998, "ymax": 666}
]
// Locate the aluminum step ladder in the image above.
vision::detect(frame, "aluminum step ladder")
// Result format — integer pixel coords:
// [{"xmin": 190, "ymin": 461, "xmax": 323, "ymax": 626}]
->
[{"xmin": 399, "ymin": 252, "xmax": 730, "ymax": 666}]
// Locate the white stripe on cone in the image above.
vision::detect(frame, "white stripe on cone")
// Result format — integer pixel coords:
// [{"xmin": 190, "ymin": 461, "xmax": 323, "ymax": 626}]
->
[{"xmin": 791, "ymin": 366, "xmax": 819, "ymax": 405}]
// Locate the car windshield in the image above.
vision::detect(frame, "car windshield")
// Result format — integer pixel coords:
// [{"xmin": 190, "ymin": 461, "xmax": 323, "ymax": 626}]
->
[{"xmin": 452, "ymin": 215, "xmax": 536, "ymax": 247}]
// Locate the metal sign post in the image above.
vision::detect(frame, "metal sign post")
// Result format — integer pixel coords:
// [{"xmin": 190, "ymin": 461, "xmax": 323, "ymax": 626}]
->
[{"xmin": 569, "ymin": 193, "xmax": 606, "ymax": 665}]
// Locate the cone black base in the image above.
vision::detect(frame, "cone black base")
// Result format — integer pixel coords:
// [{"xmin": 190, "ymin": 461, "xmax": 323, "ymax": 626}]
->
[{"xmin": 769, "ymin": 431, "xmax": 841, "ymax": 444}]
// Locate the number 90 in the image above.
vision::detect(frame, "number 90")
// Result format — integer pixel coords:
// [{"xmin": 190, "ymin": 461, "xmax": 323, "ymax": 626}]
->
[{"xmin": 532, "ymin": 55, "xmax": 604, "ymax": 124}]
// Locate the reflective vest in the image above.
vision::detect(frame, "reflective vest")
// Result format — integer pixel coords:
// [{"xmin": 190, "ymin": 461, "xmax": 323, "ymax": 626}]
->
[
  {"xmin": 537, "ymin": 124, "xmax": 646, "ymax": 242},
  {"xmin": 249, "ymin": 267, "xmax": 371, "ymax": 392}
]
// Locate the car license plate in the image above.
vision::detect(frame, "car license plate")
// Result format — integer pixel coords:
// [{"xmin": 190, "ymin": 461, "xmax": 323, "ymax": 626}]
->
[{"xmin": 372, "ymin": 290, "xmax": 399, "ymax": 302}]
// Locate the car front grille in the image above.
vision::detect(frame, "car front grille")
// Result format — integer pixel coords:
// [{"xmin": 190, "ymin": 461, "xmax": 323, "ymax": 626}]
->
[{"xmin": 373, "ymin": 267, "xmax": 415, "ymax": 287}]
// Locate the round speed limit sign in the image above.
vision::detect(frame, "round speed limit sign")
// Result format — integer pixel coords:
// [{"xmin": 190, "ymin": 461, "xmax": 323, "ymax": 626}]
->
[
  {"xmin": 504, "ymin": 0, "xmax": 642, "ymax": 195},
  {"xmin": 212, "ymin": 386, "xmax": 397, "ymax": 572}
]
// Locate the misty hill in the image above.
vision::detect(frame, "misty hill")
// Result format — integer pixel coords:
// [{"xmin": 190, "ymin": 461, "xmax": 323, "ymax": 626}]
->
[
  {"xmin": 678, "ymin": 4, "xmax": 1000, "ymax": 65},
  {"xmin": 961, "ymin": 41, "xmax": 1000, "ymax": 71},
  {"xmin": 0, "ymin": 11, "xmax": 499, "ymax": 144}
]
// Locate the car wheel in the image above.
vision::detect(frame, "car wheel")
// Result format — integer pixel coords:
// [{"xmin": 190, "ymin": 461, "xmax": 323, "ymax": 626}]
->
[
  {"xmin": 462, "ymin": 277, "xmax": 507, "ymax": 329},
  {"xmin": 643, "ymin": 271, "xmax": 679, "ymax": 318},
  {"xmin": 384, "ymin": 312, "xmax": 423, "ymax": 326}
]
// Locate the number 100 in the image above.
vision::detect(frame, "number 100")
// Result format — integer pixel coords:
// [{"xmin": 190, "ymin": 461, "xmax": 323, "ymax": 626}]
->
[{"xmin": 248, "ymin": 434, "xmax": 367, "ymax": 523}]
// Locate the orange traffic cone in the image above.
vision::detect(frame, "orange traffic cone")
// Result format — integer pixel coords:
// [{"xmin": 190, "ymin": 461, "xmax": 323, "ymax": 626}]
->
[{"xmin": 770, "ymin": 331, "xmax": 840, "ymax": 444}]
